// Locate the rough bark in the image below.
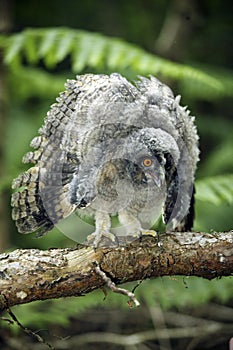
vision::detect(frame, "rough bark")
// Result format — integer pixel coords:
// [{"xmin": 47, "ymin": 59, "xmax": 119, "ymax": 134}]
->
[{"xmin": 0, "ymin": 231, "xmax": 232, "ymax": 311}]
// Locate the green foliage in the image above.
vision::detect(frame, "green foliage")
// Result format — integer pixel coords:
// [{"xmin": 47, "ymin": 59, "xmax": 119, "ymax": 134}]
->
[
  {"xmin": 0, "ymin": 23, "xmax": 232, "ymax": 332},
  {"xmin": 180, "ymin": 64, "xmax": 233, "ymax": 101},
  {"xmin": 140, "ymin": 276, "xmax": 233, "ymax": 309},
  {"xmin": 7, "ymin": 67, "xmax": 67, "ymax": 101},
  {"xmin": 1, "ymin": 276, "xmax": 232, "ymax": 332},
  {"xmin": 200, "ymin": 140, "xmax": 233, "ymax": 177},
  {"xmin": 0, "ymin": 293, "xmax": 103, "ymax": 332},
  {"xmin": 1, "ymin": 27, "xmax": 233, "ymax": 100},
  {"xmin": 196, "ymin": 174, "xmax": 233, "ymax": 206},
  {"xmin": 0, "ymin": 26, "xmax": 232, "ymax": 240},
  {"xmin": 0, "ymin": 26, "xmax": 232, "ymax": 232},
  {"xmin": 194, "ymin": 175, "xmax": 233, "ymax": 231}
]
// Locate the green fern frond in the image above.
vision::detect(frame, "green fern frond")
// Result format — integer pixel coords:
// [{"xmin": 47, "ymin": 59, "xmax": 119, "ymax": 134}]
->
[
  {"xmin": 196, "ymin": 174, "xmax": 233, "ymax": 205},
  {"xmin": 1, "ymin": 27, "xmax": 232, "ymax": 99},
  {"xmin": 199, "ymin": 139, "xmax": 233, "ymax": 177},
  {"xmin": 180, "ymin": 64, "xmax": 233, "ymax": 100},
  {"xmin": 8, "ymin": 67, "xmax": 67, "ymax": 99}
]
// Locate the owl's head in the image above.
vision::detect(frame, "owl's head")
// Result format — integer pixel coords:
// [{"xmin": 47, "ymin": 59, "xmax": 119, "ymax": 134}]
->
[
  {"xmin": 69, "ymin": 125, "xmax": 180, "ymax": 208},
  {"xmin": 120, "ymin": 127, "xmax": 180, "ymax": 186}
]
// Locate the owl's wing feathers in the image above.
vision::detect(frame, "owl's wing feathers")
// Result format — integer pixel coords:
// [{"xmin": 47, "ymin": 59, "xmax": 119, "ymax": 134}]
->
[
  {"xmin": 11, "ymin": 75, "xmax": 112, "ymax": 235},
  {"xmin": 11, "ymin": 83, "xmax": 84, "ymax": 235},
  {"xmin": 11, "ymin": 166, "xmax": 54, "ymax": 235},
  {"xmin": 137, "ymin": 77, "xmax": 199, "ymax": 231},
  {"xmin": 164, "ymin": 100, "xmax": 198, "ymax": 231},
  {"xmin": 11, "ymin": 141, "xmax": 78, "ymax": 235},
  {"xmin": 11, "ymin": 76, "xmax": 99, "ymax": 235},
  {"xmin": 163, "ymin": 160, "xmax": 195, "ymax": 231}
]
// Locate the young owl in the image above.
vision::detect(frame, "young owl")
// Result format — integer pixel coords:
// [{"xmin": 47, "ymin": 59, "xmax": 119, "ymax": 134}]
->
[{"xmin": 11, "ymin": 74, "xmax": 199, "ymax": 247}]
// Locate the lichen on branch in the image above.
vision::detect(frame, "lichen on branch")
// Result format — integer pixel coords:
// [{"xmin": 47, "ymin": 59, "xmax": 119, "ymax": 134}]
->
[{"xmin": 0, "ymin": 231, "xmax": 232, "ymax": 311}]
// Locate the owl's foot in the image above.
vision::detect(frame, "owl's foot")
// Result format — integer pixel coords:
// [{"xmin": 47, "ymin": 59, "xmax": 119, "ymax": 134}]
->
[
  {"xmin": 133, "ymin": 229, "xmax": 157, "ymax": 242},
  {"xmin": 85, "ymin": 230, "xmax": 119, "ymax": 248},
  {"xmin": 117, "ymin": 210, "xmax": 157, "ymax": 244},
  {"xmin": 86, "ymin": 211, "xmax": 118, "ymax": 248}
]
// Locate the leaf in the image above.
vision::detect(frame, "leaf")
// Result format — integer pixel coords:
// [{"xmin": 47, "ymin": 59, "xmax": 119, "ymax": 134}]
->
[
  {"xmin": 38, "ymin": 28, "xmax": 59, "ymax": 68},
  {"xmin": 106, "ymin": 39, "xmax": 133, "ymax": 69},
  {"xmin": 7, "ymin": 67, "xmax": 67, "ymax": 100},
  {"xmin": 181, "ymin": 63, "xmax": 233, "ymax": 100},
  {"xmin": 200, "ymin": 139, "xmax": 233, "ymax": 177},
  {"xmin": 23, "ymin": 29, "xmax": 40, "ymax": 65},
  {"xmin": 53, "ymin": 29, "xmax": 75, "ymax": 63},
  {"xmin": 0, "ymin": 291, "xmax": 107, "ymax": 331},
  {"xmin": 3, "ymin": 33, "xmax": 24, "ymax": 66},
  {"xmin": 1, "ymin": 28, "xmax": 233, "ymax": 100},
  {"xmin": 195, "ymin": 174, "xmax": 233, "ymax": 205},
  {"xmin": 71, "ymin": 31, "xmax": 97, "ymax": 72},
  {"xmin": 139, "ymin": 276, "xmax": 233, "ymax": 309},
  {"xmin": 85, "ymin": 33, "xmax": 107, "ymax": 68}
]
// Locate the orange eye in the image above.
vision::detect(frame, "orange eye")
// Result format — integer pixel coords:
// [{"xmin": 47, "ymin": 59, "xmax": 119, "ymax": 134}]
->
[{"xmin": 143, "ymin": 158, "xmax": 153, "ymax": 167}]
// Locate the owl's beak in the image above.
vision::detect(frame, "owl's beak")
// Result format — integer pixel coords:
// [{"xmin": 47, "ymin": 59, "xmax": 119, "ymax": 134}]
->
[{"xmin": 149, "ymin": 170, "xmax": 165, "ymax": 188}]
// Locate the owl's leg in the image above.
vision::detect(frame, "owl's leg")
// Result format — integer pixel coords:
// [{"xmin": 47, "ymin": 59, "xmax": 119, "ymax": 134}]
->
[
  {"xmin": 85, "ymin": 211, "xmax": 118, "ymax": 248},
  {"xmin": 118, "ymin": 210, "xmax": 157, "ymax": 240}
]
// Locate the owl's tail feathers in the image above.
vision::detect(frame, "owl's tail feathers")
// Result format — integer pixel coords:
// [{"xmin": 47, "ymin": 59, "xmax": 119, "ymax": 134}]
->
[{"xmin": 11, "ymin": 167, "xmax": 75, "ymax": 236}]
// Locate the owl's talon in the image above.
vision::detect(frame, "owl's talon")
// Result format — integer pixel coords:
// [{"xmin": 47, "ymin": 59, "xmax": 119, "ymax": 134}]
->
[
  {"xmin": 118, "ymin": 229, "xmax": 157, "ymax": 245},
  {"xmin": 85, "ymin": 230, "xmax": 119, "ymax": 248},
  {"xmin": 140, "ymin": 229, "xmax": 157, "ymax": 238}
]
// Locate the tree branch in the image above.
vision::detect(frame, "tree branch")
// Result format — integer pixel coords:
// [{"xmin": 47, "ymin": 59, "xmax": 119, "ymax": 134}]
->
[{"xmin": 0, "ymin": 231, "xmax": 232, "ymax": 311}]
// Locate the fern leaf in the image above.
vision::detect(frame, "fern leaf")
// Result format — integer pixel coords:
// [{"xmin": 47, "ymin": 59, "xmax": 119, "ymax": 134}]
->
[
  {"xmin": 181, "ymin": 64, "xmax": 233, "ymax": 99},
  {"xmin": 23, "ymin": 30, "xmax": 40, "ymax": 65},
  {"xmin": 196, "ymin": 174, "xmax": 233, "ymax": 205},
  {"xmin": 1, "ymin": 28, "xmax": 233, "ymax": 100},
  {"xmin": 4, "ymin": 33, "xmax": 24, "ymax": 66},
  {"xmin": 8, "ymin": 67, "xmax": 66, "ymax": 99},
  {"xmin": 71, "ymin": 31, "xmax": 99, "ymax": 72},
  {"xmin": 199, "ymin": 139, "xmax": 233, "ymax": 177},
  {"xmin": 38, "ymin": 28, "xmax": 57, "ymax": 57},
  {"xmin": 86, "ymin": 33, "xmax": 107, "ymax": 67},
  {"xmin": 53, "ymin": 29, "xmax": 75, "ymax": 63},
  {"xmin": 37, "ymin": 28, "xmax": 59, "ymax": 68},
  {"xmin": 106, "ymin": 39, "xmax": 132, "ymax": 69}
]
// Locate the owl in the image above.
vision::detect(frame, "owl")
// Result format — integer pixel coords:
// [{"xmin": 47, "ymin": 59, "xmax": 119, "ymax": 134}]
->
[{"xmin": 11, "ymin": 74, "xmax": 199, "ymax": 247}]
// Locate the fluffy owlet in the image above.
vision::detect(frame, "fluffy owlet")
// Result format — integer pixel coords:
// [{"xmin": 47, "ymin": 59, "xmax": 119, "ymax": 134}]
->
[{"xmin": 11, "ymin": 74, "xmax": 199, "ymax": 247}]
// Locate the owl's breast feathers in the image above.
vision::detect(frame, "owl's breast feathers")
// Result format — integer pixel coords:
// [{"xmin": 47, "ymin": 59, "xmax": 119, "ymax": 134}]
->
[{"xmin": 11, "ymin": 73, "xmax": 199, "ymax": 237}]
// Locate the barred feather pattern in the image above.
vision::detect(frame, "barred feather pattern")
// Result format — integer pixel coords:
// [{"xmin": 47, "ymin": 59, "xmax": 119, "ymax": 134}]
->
[{"xmin": 11, "ymin": 73, "xmax": 199, "ymax": 239}]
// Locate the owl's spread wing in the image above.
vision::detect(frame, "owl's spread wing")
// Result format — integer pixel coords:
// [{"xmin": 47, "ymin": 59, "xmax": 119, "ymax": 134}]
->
[
  {"xmin": 12, "ymin": 75, "xmax": 106, "ymax": 235},
  {"xmin": 11, "ymin": 81, "xmax": 88, "ymax": 235},
  {"xmin": 163, "ymin": 153, "xmax": 195, "ymax": 231},
  {"xmin": 163, "ymin": 171, "xmax": 195, "ymax": 231},
  {"xmin": 11, "ymin": 75, "xmax": 109, "ymax": 235},
  {"xmin": 11, "ymin": 141, "xmax": 78, "ymax": 236}
]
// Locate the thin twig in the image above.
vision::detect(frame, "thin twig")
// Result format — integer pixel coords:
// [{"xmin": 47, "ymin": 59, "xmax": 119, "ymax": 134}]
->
[
  {"xmin": 95, "ymin": 263, "xmax": 140, "ymax": 307},
  {"xmin": 5, "ymin": 302, "xmax": 55, "ymax": 350},
  {"xmin": 0, "ymin": 316, "xmax": 14, "ymax": 325},
  {"xmin": 52, "ymin": 324, "xmax": 225, "ymax": 347}
]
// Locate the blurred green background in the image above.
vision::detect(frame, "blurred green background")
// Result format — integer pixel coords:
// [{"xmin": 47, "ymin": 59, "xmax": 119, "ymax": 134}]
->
[{"xmin": 0, "ymin": 0, "xmax": 232, "ymax": 349}]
